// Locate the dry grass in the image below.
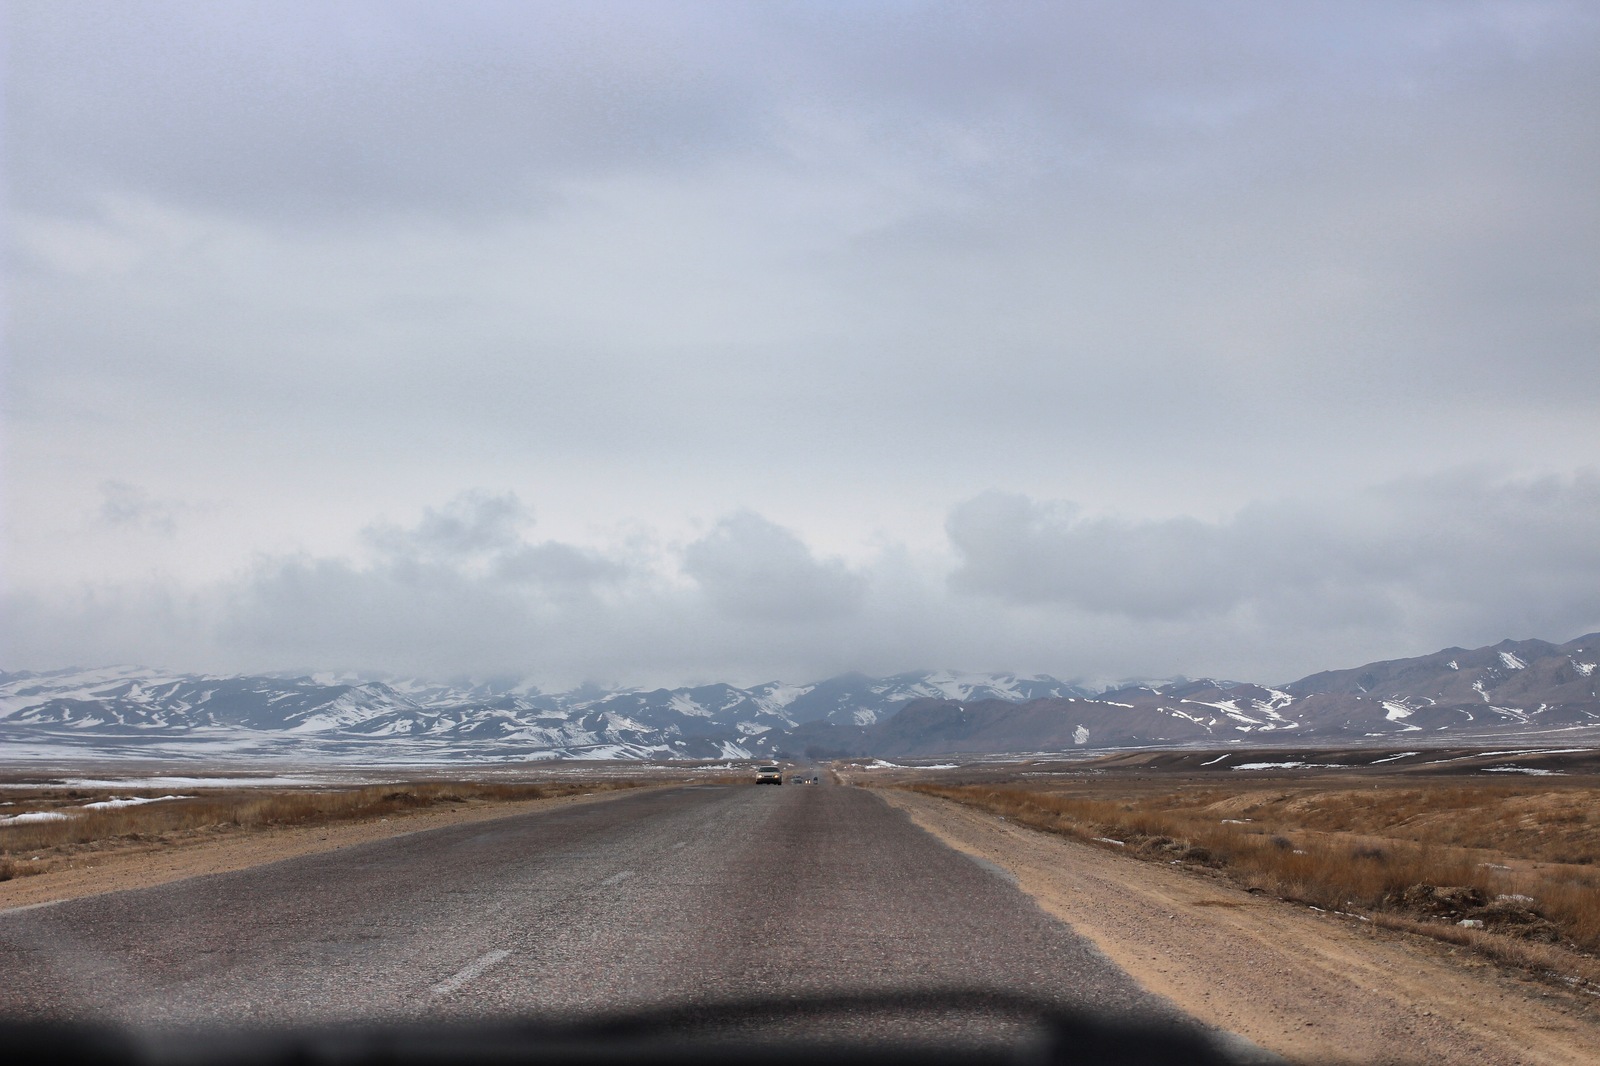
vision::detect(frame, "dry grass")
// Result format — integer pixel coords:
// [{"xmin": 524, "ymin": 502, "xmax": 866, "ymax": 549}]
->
[
  {"xmin": 903, "ymin": 778, "xmax": 1600, "ymax": 989},
  {"xmin": 0, "ymin": 779, "xmax": 643, "ymax": 877}
]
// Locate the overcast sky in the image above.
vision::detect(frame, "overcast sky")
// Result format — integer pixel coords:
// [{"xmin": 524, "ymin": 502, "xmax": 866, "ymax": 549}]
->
[{"xmin": 3, "ymin": 1, "xmax": 1598, "ymax": 688}]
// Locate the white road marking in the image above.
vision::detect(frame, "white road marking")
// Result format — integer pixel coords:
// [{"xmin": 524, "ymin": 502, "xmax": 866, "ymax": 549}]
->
[
  {"xmin": 601, "ymin": 869, "xmax": 635, "ymax": 885},
  {"xmin": 0, "ymin": 900, "xmax": 69, "ymax": 917},
  {"xmin": 430, "ymin": 949, "xmax": 511, "ymax": 995}
]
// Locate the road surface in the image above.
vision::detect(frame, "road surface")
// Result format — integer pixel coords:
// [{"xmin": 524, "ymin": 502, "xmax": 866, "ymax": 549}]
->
[{"xmin": 0, "ymin": 782, "xmax": 1223, "ymax": 1047}]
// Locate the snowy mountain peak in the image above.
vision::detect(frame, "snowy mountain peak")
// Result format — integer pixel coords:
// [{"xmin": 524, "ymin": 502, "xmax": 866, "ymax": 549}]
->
[{"xmin": 4, "ymin": 636, "xmax": 1597, "ymax": 762}]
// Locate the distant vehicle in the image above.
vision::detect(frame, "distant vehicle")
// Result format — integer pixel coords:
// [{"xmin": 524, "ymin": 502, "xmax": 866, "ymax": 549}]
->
[{"xmin": 755, "ymin": 765, "xmax": 783, "ymax": 785}]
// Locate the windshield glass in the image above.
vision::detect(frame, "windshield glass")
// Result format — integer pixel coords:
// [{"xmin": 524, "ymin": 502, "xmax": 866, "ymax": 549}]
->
[{"xmin": 4, "ymin": 3, "xmax": 1597, "ymax": 1062}]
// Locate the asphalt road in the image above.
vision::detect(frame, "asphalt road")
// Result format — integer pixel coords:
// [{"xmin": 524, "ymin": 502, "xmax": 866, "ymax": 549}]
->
[{"xmin": 0, "ymin": 782, "xmax": 1223, "ymax": 1048}]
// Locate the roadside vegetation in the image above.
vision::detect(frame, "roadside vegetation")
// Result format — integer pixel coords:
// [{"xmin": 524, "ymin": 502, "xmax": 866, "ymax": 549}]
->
[
  {"xmin": 903, "ymin": 777, "xmax": 1600, "ymax": 988},
  {"xmin": 0, "ymin": 779, "xmax": 646, "ymax": 880}
]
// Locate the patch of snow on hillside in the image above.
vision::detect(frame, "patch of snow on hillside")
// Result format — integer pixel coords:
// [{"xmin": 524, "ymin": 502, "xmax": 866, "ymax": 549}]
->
[
  {"xmin": 1073, "ymin": 724, "xmax": 1089, "ymax": 745},
  {"xmin": 0, "ymin": 667, "xmax": 178, "ymax": 717},
  {"xmin": 852, "ymin": 707, "xmax": 880, "ymax": 726},
  {"xmin": 1500, "ymin": 651, "xmax": 1528, "ymax": 670},
  {"xmin": 1183, "ymin": 698, "xmax": 1266, "ymax": 728},
  {"xmin": 572, "ymin": 743, "xmax": 656, "ymax": 760},
  {"xmin": 1573, "ymin": 659, "xmax": 1597, "ymax": 677},
  {"xmin": 918, "ymin": 671, "xmax": 1020, "ymax": 701},
  {"xmin": 602, "ymin": 712, "xmax": 651, "ymax": 733},
  {"xmin": 668, "ymin": 694, "xmax": 711, "ymax": 717},
  {"xmin": 1382, "ymin": 701, "xmax": 1412, "ymax": 720},
  {"xmin": 752, "ymin": 684, "xmax": 812, "ymax": 714},
  {"xmin": 1160, "ymin": 706, "xmax": 1207, "ymax": 725},
  {"xmin": 1472, "ymin": 680, "xmax": 1491, "ymax": 702},
  {"xmin": 1447, "ymin": 660, "xmax": 1459, "ymax": 670}
]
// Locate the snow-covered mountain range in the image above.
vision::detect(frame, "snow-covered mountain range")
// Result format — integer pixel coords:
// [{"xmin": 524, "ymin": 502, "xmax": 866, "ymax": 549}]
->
[
  {"xmin": 2, "ymin": 635, "xmax": 1597, "ymax": 762},
  {"xmin": 0, "ymin": 668, "xmax": 1087, "ymax": 762}
]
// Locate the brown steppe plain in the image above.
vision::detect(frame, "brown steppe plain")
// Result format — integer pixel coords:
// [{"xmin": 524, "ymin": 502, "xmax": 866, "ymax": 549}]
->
[
  {"xmin": 0, "ymin": 771, "xmax": 698, "ymax": 907},
  {"xmin": 5, "ymin": 752, "xmax": 1600, "ymax": 1063},
  {"xmin": 854, "ymin": 746, "xmax": 1600, "ymax": 1064}
]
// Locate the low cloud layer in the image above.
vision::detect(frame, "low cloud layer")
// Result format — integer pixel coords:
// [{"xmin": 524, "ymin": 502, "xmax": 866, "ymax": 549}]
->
[
  {"xmin": 5, "ymin": 473, "xmax": 1596, "ymax": 689},
  {"xmin": 5, "ymin": 5, "xmax": 1597, "ymax": 689},
  {"xmin": 947, "ymin": 475, "xmax": 1600, "ymax": 629}
]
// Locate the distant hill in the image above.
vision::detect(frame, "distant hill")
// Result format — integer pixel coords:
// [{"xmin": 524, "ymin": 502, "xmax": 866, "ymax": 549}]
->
[{"xmin": 2, "ymin": 636, "xmax": 1596, "ymax": 762}]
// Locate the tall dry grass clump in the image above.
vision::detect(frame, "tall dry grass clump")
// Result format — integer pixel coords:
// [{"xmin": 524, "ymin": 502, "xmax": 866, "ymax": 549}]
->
[
  {"xmin": 0, "ymin": 779, "xmax": 640, "ymax": 871},
  {"xmin": 906, "ymin": 782, "xmax": 1600, "ymax": 958}
]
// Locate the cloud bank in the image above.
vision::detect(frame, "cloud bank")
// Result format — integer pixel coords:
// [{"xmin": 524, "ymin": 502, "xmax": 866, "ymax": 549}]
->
[
  {"xmin": 5, "ymin": 4, "xmax": 1597, "ymax": 687},
  {"xmin": 5, "ymin": 472, "xmax": 1596, "ymax": 688}
]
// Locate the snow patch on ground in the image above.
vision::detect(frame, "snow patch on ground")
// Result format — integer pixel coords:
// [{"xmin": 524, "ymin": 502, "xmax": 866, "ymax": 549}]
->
[
  {"xmin": 0, "ymin": 810, "xmax": 73, "ymax": 825},
  {"xmin": 1228, "ymin": 761, "xmax": 1351, "ymax": 771},
  {"xmin": 1500, "ymin": 651, "xmax": 1528, "ymax": 670},
  {"xmin": 60, "ymin": 776, "xmax": 325, "ymax": 789},
  {"xmin": 1427, "ymin": 748, "xmax": 1591, "ymax": 763},
  {"xmin": 78, "ymin": 794, "xmax": 191, "ymax": 809}
]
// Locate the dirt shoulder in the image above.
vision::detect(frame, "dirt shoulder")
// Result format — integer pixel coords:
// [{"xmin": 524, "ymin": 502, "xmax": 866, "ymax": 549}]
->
[
  {"xmin": 0, "ymin": 786, "xmax": 654, "ymax": 912},
  {"xmin": 881, "ymin": 788, "xmax": 1599, "ymax": 1066}
]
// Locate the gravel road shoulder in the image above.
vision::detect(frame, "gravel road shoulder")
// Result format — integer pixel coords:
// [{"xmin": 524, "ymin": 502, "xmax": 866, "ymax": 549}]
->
[
  {"xmin": 0, "ymin": 786, "xmax": 652, "ymax": 912},
  {"xmin": 881, "ymin": 788, "xmax": 1599, "ymax": 1066}
]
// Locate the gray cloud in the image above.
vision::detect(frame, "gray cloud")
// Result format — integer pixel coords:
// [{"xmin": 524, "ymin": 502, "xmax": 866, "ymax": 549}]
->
[
  {"xmin": 493, "ymin": 543, "xmax": 628, "ymax": 591},
  {"xmin": 947, "ymin": 493, "xmax": 1235, "ymax": 618},
  {"xmin": 363, "ymin": 491, "xmax": 529, "ymax": 561},
  {"xmin": 4, "ymin": 474, "xmax": 1598, "ymax": 687},
  {"xmin": 681, "ymin": 511, "xmax": 866, "ymax": 623},
  {"xmin": 6, "ymin": 1, "xmax": 764, "ymax": 220},
  {"xmin": 5, "ymin": 4, "xmax": 1598, "ymax": 686},
  {"xmin": 947, "ymin": 474, "xmax": 1600, "ymax": 645},
  {"xmin": 95, "ymin": 480, "xmax": 183, "ymax": 535}
]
